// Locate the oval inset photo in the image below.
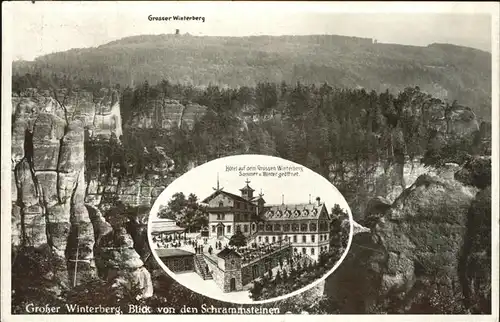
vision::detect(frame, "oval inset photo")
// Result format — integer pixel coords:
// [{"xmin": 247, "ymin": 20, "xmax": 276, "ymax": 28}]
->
[{"xmin": 147, "ymin": 155, "xmax": 353, "ymax": 304}]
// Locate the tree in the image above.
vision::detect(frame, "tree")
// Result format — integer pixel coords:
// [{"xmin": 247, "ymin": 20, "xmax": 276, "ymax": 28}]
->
[
  {"xmin": 229, "ymin": 230, "xmax": 247, "ymax": 248},
  {"xmin": 168, "ymin": 192, "xmax": 187, "ymax": 214},
  {"xmin": 159, "ymin": 193, "xmax": 207, "ymax": 232},
  {"xmin": 157, "ymin": 205, "xmax": 176, "ymax": 221},
  {"xmin": 250, "ymin": 281, "xmax": 263, "ymax": 300},
  {"xmin": 274, "ymin": 270, "xmax": 281, "ymax": 284}
]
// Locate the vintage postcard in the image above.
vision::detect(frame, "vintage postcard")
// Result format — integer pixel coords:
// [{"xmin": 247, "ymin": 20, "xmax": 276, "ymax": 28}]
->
[{"xmin": 1, "ymin": 1, "xmax": 498, "ymax": 321}]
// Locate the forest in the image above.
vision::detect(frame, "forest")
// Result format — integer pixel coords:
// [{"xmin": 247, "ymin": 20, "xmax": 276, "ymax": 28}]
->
[
  {"xmin": 12, "ymin": 33, "xmax": 492, "ymax": 121},
  {"xmin": 12, "ymin": 72, "xmax": 491, "ymax": 218}
]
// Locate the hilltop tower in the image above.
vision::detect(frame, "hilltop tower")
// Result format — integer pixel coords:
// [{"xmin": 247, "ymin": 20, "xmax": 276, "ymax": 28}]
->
[{"xmin": 240, "ymin": 179, "xmax": 254, "ymax": 200}]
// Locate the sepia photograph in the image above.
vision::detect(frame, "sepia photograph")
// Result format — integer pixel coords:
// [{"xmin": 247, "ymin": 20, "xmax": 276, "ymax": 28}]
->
[
  {"xmin": 148, "ymin": 154, "xmax": 354, "ymax": 303},
  {"xmin": 1, "ymin": 1, "xmax": 498, "ymax": 319}
]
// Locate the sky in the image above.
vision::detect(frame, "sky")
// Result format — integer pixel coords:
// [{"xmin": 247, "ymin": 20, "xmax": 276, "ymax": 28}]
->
[
  {"xmin": 4, "ymin": 2, "xmax": 495, "ymax": 61},
  {"xmin": 150, "ymin": 155, "xmax": 351, "ymax": 219}
]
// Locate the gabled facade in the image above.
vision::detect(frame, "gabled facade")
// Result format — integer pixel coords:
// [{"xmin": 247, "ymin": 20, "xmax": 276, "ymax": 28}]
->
[{"xmin": 203, "ymin": 180, "xmax": 331, "ymax": 261}]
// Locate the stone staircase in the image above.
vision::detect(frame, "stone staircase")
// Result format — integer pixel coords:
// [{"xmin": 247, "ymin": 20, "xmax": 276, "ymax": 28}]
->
[{"xmin": 194, "ymin": 254, "xmax": 213, "ymax": 280}]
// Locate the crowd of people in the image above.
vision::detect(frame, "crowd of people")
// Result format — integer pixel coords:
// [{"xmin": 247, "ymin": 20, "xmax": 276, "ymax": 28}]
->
[
  {"xmin": 154, "ymin": 233, "xmax": 229, "ymax": 256},
  {"xmin": 153, "ymin": 234, "xmax": 197, "ymax": 249}
]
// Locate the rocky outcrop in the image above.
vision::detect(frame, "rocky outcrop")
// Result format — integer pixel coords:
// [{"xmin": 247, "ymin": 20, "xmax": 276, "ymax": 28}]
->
[
  {"xmin": 127, "ymin": 97, "xmax": 207, "ymax": 130},
  {"xmin": 329, "ymin": 158, "xmax": 438, "ymax": 221},
  {"xmin": 324, "ymin": 169, "xmax": 480, "ymax": 313},
  {"xmin": 97, "ymin": 226, "xmax": 153, "ymax": 298},
  {"xmin": 85, "ymin": 174, "xmax": 172, "ymax": 209},
  {"xmin": 326, "ymin": 89, "xmax": 480, "ymax": 221},
  {"xmin": 11, "ymin": 88, "xmax": 152, "ymax": 298},
  {"xmin": 459, "ymin": 186, "xmax": 491, "ymax": 313},
  {"xmin": 12, "ymin": 91, "xmax": 96, "ymax": 292}
]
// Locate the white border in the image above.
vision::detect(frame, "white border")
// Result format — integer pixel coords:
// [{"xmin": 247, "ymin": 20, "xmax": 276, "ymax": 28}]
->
[
  {"xmin": 1, "ymin": 1, "xmax": 499, "ymax": 321},
  {"xmin": 146, "ymin": 154, "xmax": 355, "ymax": 305}
]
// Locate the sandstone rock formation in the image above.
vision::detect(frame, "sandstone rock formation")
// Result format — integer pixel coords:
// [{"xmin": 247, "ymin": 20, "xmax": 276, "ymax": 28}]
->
[
  {"xmin": 324, "ymin": 169, "xmax": 482, "ymax": 313},
  {"xmin": 127, "ymin": 97, "xmax": 207, "ymax": 130},
  {"xmin": 11, "ymin": 88, "xmax": 152, "ymax": 299}
]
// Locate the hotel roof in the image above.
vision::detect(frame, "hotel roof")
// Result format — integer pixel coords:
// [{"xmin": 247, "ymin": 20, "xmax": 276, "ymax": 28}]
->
[
  {"xmin": 155, "ymin": 248, "xmax": 195, "ymax": 258},
  {"xmin": 151, "ymin": 219, "xmax": 186, "ymax": 234},
  {"xmin": 217, "ymin": 247, "xmax": 242, "ymax": 258},
  {"xmin": 202, "ymin": 190, "xmax": 256, "ymax": 205},
  {"xmin": 262, "ymin": 203, "xmax": 328, "ymax": 220}
]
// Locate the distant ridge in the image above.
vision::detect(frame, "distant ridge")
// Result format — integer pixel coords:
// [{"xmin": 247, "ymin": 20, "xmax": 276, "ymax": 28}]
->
[{"xmin": 12, "ymin": 33, "xmax": 492, "ymax": 120}]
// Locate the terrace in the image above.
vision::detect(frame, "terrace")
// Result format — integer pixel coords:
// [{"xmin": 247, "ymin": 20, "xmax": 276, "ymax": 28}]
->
[{"xmin": 239, "ymin": 240, "xmax": 292, "ymax": 266}]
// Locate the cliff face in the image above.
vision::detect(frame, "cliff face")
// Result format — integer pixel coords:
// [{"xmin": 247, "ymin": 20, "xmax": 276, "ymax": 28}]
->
[
  {"xmin": 11, "ymin": 89, "xmax": 152, "ymax": 299},
  {"xmin": 127, "ymin": 97, "xmax": 207, "ymax": 130},
  {"xmin": 11, "ymin": 87, "xmax": 489, "ymax": 311},
  {"xmin": 324, "ymin": 157, "xmax": 491, "ymax": 313}
]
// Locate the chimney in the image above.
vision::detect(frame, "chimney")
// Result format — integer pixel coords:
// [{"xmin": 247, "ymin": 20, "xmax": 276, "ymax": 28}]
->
[
  {"xmin": 282, "ymin": 194, "xmax": 284, "ymax": 205},
  {"xmin": 316, "ymin": 197, "xmax": 321, "ymax": 206},
  {"xmin": 309, "ymin": 194, "xmax": 311, "ymax": 204}
]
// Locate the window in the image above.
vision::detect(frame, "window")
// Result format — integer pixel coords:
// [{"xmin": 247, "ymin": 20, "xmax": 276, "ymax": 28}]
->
[
  {"xmin": 212, "ymin": 226, "xmax": 216, "ymax": 233},
  {"xmin": 283, "ymin": 224, "xmax": 290, "ymax": 232},
  {"xmin": 311, "ymin": 248, "xmax": 315, "ymax": 255},
  {"xmin": 272, "ymin": 236, "xmax": 276, "ymax": 243},
  {"xmin": 301, "ymin": 223, "xmax": 308, "ymax": 232},
  {"xmin": 258, "ymin": 223, "xmax": 264, "ymax": 231},
  {"xmin": 302, "ymin": 248, "xmax": 306, "ymax": 254},
  {"xmin": 278, "ymin": 236, "xmax": 282, "ymax": 241},
  {"xmin": 310, "ymin": 223, "xmax": 317, "ymax": 231},
  {"xmin": 302, "ymin": 235, "xmax": 306, "ymax": 243},
  {"xmin": 266, "ymin": 224, "xmax": 272, "ymax": 232},
  {"xmin": 244, "ymin": 204, "xmax": 248, "ymax": 209},
  {"xmin": 244, "ymin": 214, "xmax": 248, "ymax": 221},
  {"xmin": 265, "ymin": 236, "xmax": 269, "ymax": 243},
  {"xmin": 258, "ymin": 236, "xmax": 262, "ymax": 242},
  {"xmin": 244, "ymin": 224, "xmax": 248, "ymax": 233},
  {"xmin": 236, "ymin": 225, "xmax": 241, "ymax": 232},
  {"xmin": 227, "ymin": 226, "xmax": 231, "ymax": 233},
  {"xmin": 311, "ymin": 235, "xmax": 315, "ymax": 242},
  {"xmin": 252, "ymin": 223, "xmax": 256, "ymax": 231},
  {"xmin": 235, "ymin": 202, "xmax": 239, "ymax": 209},
  {"xmin": 293, "ymin": 235, "xmax": 297, "ymax": 243},
  {"xmin": 217, "ymin": 214, "xmax": 221, "ymax": 220},
  {"xmin": 292, "ymin": 223, "xmax": 299, "ymax": 232},
  {"xmin": 274, "ymin": 224, "xmax": 281, "ymax": 231},
  {"xmin": 219, "ymin": 201, "xmax": 224, "ymax": 207}
]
